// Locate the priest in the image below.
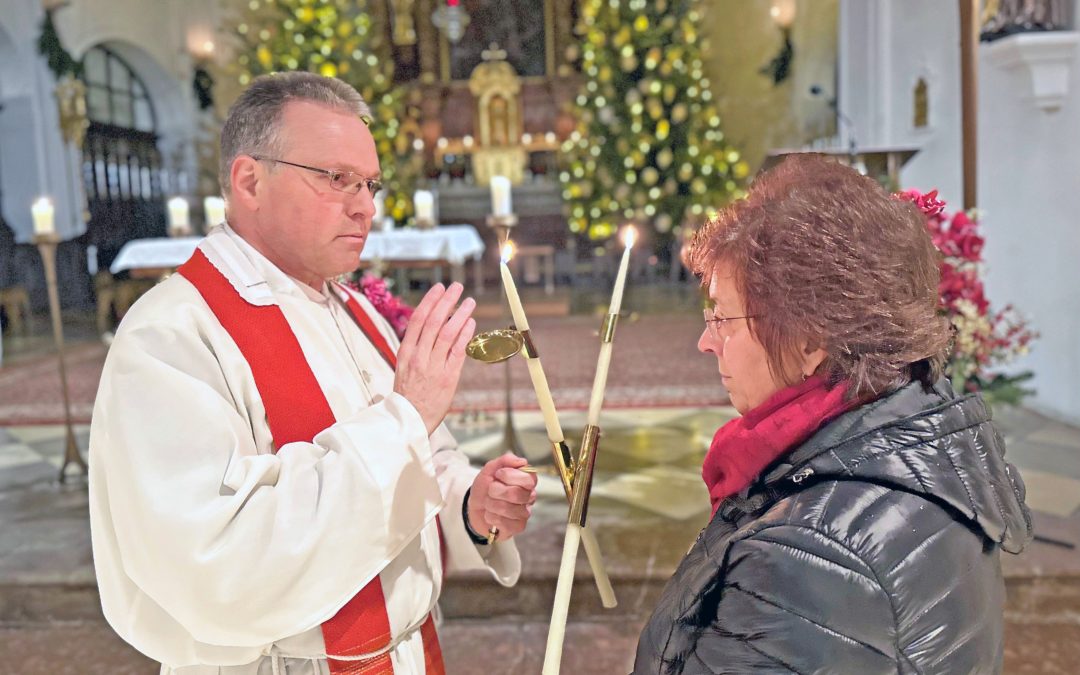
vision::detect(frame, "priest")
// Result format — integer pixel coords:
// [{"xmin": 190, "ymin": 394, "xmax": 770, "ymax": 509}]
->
[{"xmin": 88, "ymin": 71, "xmax": 537, "ymax": 675}]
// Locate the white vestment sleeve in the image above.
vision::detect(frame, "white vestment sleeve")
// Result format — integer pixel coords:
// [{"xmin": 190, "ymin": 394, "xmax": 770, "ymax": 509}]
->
[
  {"xmin": 332, "ymin": 285, "xmax": 521, "ymax": 584},
  {"xmin": 428, "ymin": 424, "xmax": 521, "ymax": 586},
  {"xmin": 91, "ymin": 308, "xmax": 442, "ymax": 649}
]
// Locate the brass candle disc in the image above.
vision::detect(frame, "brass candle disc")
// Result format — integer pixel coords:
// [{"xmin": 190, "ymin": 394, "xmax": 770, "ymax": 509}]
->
[{"xmin": 466, "ymin": 328, "xmax": 523, "ymax": 364}]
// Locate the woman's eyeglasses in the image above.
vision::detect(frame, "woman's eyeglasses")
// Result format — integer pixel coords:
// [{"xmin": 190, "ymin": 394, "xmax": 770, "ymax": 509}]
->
[{"xmin": 703, "ymin": 308, "xmax": 757, "ymax": 340}]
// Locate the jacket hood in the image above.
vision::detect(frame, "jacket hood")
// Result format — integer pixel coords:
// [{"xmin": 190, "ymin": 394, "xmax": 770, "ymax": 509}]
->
[{"xmin": 780, "ymin": 379, "xmax": 1033, "ymax": 554}]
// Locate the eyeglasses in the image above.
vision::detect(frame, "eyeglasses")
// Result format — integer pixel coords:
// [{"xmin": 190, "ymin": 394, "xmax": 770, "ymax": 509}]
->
[
  {"xmin": 251, "ymin": 156, "xmax": 383, "ymax": 197},
  {"xmin": 703, "ymin": 308, "xmax": 758, "ymax": 340}
]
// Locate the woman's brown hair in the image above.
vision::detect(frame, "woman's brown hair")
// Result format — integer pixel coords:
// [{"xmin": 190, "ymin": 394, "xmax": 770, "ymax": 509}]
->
[{"xmin": 687, "ymin": 154, "xmax": 951, "ymax": 398}]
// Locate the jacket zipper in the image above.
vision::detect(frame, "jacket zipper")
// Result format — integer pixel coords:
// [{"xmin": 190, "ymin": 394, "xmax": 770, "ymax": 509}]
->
[{"xmin": 790, "ymin": 467, "xmax": 815, "ymax": 484}]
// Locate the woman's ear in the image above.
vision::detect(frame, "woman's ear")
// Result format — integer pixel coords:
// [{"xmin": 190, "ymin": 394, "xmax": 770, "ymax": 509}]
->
[{"xmin": 801, "ymin": 343, "xmax": 828, "ymax": 379}]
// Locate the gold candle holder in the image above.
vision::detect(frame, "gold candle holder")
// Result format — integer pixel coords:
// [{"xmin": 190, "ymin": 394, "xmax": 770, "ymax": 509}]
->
[
  {"xmin": 568, "ymin": 424, "xmax": 601, "ymax": 526},
  {"xmin": 33, "ymin": 232, "xmax": 88, "ymax": 483}
]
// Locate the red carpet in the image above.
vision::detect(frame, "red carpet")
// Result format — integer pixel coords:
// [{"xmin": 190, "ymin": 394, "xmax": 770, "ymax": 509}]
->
[{"xmin": 0, "ymin": 314, "xmax": 727, "ymax": 425}]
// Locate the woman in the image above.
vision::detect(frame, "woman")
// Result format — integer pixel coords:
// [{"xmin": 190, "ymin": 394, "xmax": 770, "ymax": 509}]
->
[{"xmin": 634, "ymin": 155, "xmax": 1031, "ymax": 674}]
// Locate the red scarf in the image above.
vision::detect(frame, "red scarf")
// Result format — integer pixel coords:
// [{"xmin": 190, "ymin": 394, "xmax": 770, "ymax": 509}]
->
[{"xmin": 704, "ymin": 375, "xmax": 853, "ymax": 516}]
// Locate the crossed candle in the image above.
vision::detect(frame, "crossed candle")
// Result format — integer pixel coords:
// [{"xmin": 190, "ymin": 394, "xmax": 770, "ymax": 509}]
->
[
  {"xmin": 497, "ymin": 241, "xmax": 616, "ymax": 609},
  {"xmin": 543, "ymin": 226, "xmax": 635, "ymax": 675}
]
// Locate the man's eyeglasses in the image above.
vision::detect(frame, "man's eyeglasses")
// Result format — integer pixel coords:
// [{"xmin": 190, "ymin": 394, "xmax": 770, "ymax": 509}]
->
[
  {"xmin": 251, "ymin": 156, "xmax": 383, "ymax": 197},
  {"xmin": 703, "ymin": 308, "xmax": 758, "ymax": 340}
]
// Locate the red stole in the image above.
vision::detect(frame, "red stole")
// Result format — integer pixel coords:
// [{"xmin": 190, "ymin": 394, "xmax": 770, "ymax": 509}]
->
[
  {"xmin": 178, "ymin": 249, "xmax": 444, "ymax": 675},
  {"xmin": 704, "ymin": 375, "xmax": 853, "ymax": 517}
]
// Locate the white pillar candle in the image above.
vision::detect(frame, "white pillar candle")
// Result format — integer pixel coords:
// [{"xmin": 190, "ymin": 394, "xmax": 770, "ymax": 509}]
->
[
  {"xmin": 490, "ymin": 175, "xmax": 512, "ymax": 216},
  {"xmin": 203, "ymin": 196, "xmax": 226, "ymax": 227},
  {"xmin": 373, "ymin": 190, "xmax": 385, "ymax": 223},
  {"xmin": 414, "ymin": 190, "xmax": 434, "ymax": 222},
  {"xmin": 32, "ymin": 197, "xmax": 55, "ymax": 236},
  {"xmin": 586, "ymin": 226, "xmax": 636, "ymax": 426},
  {"xmin": 167, "ymin": 197, "xmax": 190, "ymax": 234}
]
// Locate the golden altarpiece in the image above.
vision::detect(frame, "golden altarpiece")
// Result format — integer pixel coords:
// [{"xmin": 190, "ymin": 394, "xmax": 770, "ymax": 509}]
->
[
  {"xmin": 374, "ymin": 0, "xmax": 578, "ymax": 197},
  {"xmin": 361, "ymin": 0, "xmax": 580, "ymax": 279}
]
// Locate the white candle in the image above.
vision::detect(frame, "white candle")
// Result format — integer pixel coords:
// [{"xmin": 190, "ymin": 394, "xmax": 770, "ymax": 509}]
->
[
  {"xmin": 167, "ymin": 197, "xmax": 190, "ymax": 235},
  {"xmin": 500, "ymin": 241, "xmax": 617, "ymax": 609},
  {"xmin": 581, "ymin": 529, "xmax": 616, "ymax": 608},
  {"xmin": 490, "ymin": 175, "xmax": 512, "ymax": 217},
  {"xmin": 373, "ymin": 190, "xmax": 385, "ymax": 223},
  {"xmin": 414, "ymin": 190, "xmax": 434, "ymax": 222},
  {"xmin": 543, "ymin": 524, "xmax": 582, "ymax": 675},
  {"xmin": 203, "ymin": 196, "xmax": 226, "ymax": 227},
  {"xmin": 32, "ymin": 197, "xmax": 55, "ymax": 236},
  {"xmin": 499, "ymin": 242, "xmax": 560, "ymax": 439},
  {"xmin": 499, "ymin": 242, "xmax": 528, "ymax": 327},
  {"xmin": 586, "ymin": 226, "xmax": 636, "ymax": 426}
]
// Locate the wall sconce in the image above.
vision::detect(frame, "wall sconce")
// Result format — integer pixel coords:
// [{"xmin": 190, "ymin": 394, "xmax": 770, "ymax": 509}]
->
[{"xmin": 761, "ymin": 0, "xmax": 796, "ymax": 85}]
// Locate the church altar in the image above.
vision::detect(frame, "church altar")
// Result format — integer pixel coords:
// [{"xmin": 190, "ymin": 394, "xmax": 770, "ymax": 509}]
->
[{"xmin": 108, "ymin": 226, "xmax": 485, "ymax": 287}]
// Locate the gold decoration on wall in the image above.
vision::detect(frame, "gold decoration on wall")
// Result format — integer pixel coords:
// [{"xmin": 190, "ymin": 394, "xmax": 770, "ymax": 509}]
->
[
  {"xmin": 391, "ymin": 0, "xmax": 417, "ymax": 46},
  {"xmin": 913, "ymin": 77, "xmax": 929, "ymax": 128},
  {"xmin": 55, "ymin": 75, "xmax": 88, "ymax": 148},
  {"xmin": 417, "ymin": 0, "xmax": 438, "ymax": 81},
  {"xmin": 468, "ymin": 45, "xmax": 526, "ymax": 185}
]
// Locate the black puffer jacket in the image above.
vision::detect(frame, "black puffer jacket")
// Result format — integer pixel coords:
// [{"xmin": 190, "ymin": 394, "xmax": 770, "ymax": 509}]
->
[{"xmin": 634, "ymin": 379, "xmax": 1032, "ymax": 674}]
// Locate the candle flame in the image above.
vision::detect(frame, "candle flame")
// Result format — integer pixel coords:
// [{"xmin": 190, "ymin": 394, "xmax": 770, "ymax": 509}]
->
[
  {"xmin": 621, "ymin": 225, "xmax": 637, "ymax": 248},
  {"xmin": 501, "ymin": 240, "xmax": 516, "ymax": 263},
  {"xmin": 32, "ymin": 196, "xmax": 52, "ymax": 211}
]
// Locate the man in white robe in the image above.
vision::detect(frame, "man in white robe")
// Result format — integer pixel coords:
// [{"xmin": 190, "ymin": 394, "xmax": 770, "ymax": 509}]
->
[{"xmin": 89, "ymin": 72, "xmax": 537, "ymax": 675}]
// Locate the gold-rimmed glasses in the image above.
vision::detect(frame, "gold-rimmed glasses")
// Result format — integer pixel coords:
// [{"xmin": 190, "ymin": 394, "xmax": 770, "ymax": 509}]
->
[
  {"xmin": 251, "ymin": 156, "xmax": 383, "ymax": 197},
  {"xmin": 703, "ymin": 308, "xmax": 758, "ymax": 340}
]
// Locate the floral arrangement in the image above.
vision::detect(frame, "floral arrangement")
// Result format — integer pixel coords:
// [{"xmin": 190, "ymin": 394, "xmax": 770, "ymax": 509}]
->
[
  {"xmin": 345, "ymin": 274, "xmax": 413, "ymax": 339},
  {"xmin": 897, "ymin": 189, "xmax": 1038, "ymax": 404}
]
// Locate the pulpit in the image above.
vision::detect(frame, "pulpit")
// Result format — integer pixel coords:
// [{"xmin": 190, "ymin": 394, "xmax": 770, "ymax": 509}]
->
[{"xmin": 762, "ymin": 146, "xmax": 920, "ymax": 188}]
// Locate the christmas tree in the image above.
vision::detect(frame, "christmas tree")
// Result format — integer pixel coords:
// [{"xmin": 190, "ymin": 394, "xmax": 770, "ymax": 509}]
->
[
  {"xmin": 560, "ymin": 0, "xmax": 750, "ymax": 251},
  {"xmin": 224, "ymin": 0, "xmax": 421, "ymax": 222}
]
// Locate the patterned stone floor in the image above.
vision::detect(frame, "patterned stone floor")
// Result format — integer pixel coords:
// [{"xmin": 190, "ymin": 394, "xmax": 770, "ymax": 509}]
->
[
  {"xmin": 1, "ymin": 402, "xmax": 1079, "ymax": 673},
  {"xmin": 3, "ymin": 281, "xmax": 1080, "ymax": 673}
]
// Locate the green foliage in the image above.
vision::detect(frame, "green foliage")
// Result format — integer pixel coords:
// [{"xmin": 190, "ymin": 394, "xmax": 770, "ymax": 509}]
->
[
  {"xmin": 226, "ymin": 0, "xmax": 420, "ymax": 220},
  {"xmin": 559, "ymin": 0, "xmax": 749, "ymax": 250},
  {"xmin": 961, "ymin": 371, "xmax": 1036, "ymax": 408},
  {"xmin": 38, "ymin": 11, "xmax": 82, "ymax": 80}
]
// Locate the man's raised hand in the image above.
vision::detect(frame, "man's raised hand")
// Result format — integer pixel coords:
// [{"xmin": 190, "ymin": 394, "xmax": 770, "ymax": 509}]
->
[{"xmin": 394, "ymin": 282, "xmax": 476, "ymax": 435}]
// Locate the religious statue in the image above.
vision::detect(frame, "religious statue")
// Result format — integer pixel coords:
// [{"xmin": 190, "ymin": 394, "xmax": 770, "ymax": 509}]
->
[{"xmin": 489, "ymin": 96, "xmax": 510, "ymax": 147}]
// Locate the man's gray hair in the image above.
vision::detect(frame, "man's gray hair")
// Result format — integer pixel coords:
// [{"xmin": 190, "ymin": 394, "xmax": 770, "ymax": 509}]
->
[{"xmin": 218, "ymin": 71, "xmax": 372, "ymax": 195}]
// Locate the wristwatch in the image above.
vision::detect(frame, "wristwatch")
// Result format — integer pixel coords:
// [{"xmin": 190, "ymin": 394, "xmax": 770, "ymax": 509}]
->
[{"xmin": 461, "ymin": 487, "xmax": 490, "ymax": 545}]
